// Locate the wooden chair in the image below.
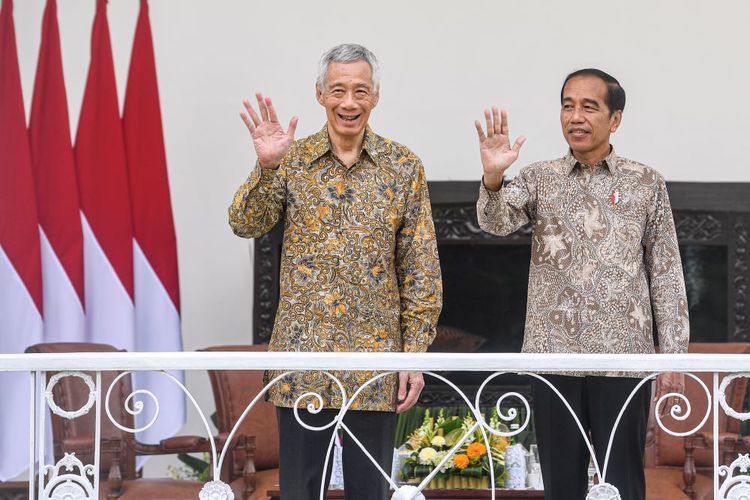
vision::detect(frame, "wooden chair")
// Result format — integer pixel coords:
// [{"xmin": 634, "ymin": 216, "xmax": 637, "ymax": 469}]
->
[
  {"xmin": 26, "ymin": 342, "xmax": 250, "ymax": 499},
  {"xmin": 201, "ymin": 344, "xmax": 279, "ymax": 500},
  {"xmin": 644, "ymin": 342, "xmax": 750, "ymax": 499}
]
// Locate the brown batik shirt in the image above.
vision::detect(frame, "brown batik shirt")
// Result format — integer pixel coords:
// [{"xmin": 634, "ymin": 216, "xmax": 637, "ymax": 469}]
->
[
  {"xmin": 229, "ymin": 125, "xmax": 442, "ymax": 410},
  {"xmin": 477, "ymin": 149, "xmax": 689, "ymax": 376}
]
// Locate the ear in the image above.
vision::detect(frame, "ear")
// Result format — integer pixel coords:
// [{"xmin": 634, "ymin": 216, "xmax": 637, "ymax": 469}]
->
[
  {"xmin": 609, "ymin": 110, "xmax": 623, "ymax": 133},
  {"xmin": 315, "ymin": 83, "xmax": 324, "ymax": 105},
  {"xmin": 371, "ymin": 87, "xmax": 380, "ymax": 108}
]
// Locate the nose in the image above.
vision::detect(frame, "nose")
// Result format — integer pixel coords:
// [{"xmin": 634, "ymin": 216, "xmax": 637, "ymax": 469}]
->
[
  {"xmin": 570, "ymin": 107, "xmax": 585, "ymax": 123},
  {"xmin": 341, "ymin": 91, "xmax": 357, "ymax": 108}
]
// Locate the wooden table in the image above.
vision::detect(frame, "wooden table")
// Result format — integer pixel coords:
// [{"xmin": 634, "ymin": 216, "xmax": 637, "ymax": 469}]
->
[{"xmin": 267, "ymin": 489, "xmax": 544, "ymax": 499}]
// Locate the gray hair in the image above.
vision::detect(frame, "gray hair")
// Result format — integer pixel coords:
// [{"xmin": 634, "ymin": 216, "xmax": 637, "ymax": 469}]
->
[{"xmin": 317, "ymin": 43, "xmax": 380, "ymax": 94}]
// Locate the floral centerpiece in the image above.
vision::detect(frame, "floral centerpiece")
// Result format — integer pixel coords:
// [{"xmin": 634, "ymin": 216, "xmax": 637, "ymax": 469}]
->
[{"xmin": 399, "ymin": 409, "xmax": 510, "ymax": 489}]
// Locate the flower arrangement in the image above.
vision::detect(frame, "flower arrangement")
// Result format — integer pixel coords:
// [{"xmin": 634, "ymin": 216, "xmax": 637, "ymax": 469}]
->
[{"xmin": 399, "ymin": 409, "xmax": 510, "ymax": 489}]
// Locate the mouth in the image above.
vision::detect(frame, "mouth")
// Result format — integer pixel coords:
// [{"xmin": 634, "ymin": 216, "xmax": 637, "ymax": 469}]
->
[
  {"xmin": 337, "ymin": 113, "xmax": 361, "ymax": 123},
  {"xmin": 568, "ymin": 128, "xmax": 589, "ymax": 138}
]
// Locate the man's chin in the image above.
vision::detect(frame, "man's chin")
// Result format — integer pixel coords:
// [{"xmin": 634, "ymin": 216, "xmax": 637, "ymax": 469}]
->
[{"xmin": 331, "ymin": 123, "xmax": 366, "ymax": 137}]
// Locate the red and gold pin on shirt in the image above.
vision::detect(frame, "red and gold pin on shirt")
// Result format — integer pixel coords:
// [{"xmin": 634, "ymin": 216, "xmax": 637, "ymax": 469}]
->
[{"xmin": 610, "ymin": 190, "xmax": 621, "ymax": 207}]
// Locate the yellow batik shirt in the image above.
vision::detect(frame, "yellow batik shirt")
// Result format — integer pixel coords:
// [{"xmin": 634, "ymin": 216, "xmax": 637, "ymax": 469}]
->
[{"xmin": 229, "ymin": 125, "xmax": 443, "ymax": 411}]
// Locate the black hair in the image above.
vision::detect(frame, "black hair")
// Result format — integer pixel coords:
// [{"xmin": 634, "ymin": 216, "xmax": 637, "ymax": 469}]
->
[{"xmin": 560, "ymin": 68, "xmax": 625, "ymax": 115}]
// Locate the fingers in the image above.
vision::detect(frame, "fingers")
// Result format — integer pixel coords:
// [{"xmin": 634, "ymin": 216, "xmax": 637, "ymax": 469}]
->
[
  {"xmin": 397, "ymin": 372, "xmax": 408, "ymax": 403},
  {"xmin": 239, "ymin": 111, "xmax": 255, "ymax": 133},
  {"xmin": 287, "ymin": 116, "xmax": 299, "ymax": 140},
  {"xmin": 242, "ymin": 99, "xmax": 261, "ymax": 128},
  {"xmin": 396, "ymin": 372, "xmax": 425, "ymax": 413},
  {"xmin": 256, "ymin": 92, "xmax": 270, "ymax": 122},
  {"xmin": 484, "ymin": 109, "xmax": 493, "ymax": 138},
  {"xmin": 266, "ymin": 96, "xmax": 279, "ymax": 123},
  {"xmin": 500, "ymin": 108, "xmax": 509, "ymax": 136},
  {"xmin": 474, "ymin": 120, "xmax": 486, "ymax": 142},
  {"xmin": 492, "ymin": 106, "xmax": 502, "ymax": 135},
  {"xmin": 512, "ymin": 135, "xmax": 527, "ymax": 153},
  {"xmin": 654, "ymin": 373, "xmax": 686, "ymax": 418}
]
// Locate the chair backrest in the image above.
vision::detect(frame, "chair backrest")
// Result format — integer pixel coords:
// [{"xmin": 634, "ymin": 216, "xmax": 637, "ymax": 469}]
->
[
  {"xmin": 646, "ymin": 342, "xmax": 750, "ymax": 469},
  {"xmin": 25, "ymin": 342, "xmax": 137, "ymax": 479},
  {"xmin": 201, "ymin": 345, "xmax": 279, "ymax": 472},
  {"xmin": 428, "ymin": 325, "xmax": 487, "ymax": 353}
]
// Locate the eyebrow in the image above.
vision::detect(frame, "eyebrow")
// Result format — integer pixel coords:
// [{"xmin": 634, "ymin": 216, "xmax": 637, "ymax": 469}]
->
[
  {"xmin": 329, "ymin": 81, "xmax": 372, "ymax": 89},
  {"xmin": 561, "ymin": 97, "xmax": 600, "ymax": 107}
]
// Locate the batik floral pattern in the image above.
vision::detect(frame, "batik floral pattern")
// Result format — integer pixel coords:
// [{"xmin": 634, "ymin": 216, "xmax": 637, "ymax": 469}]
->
[
  {"xmin": 229, "ymin": 125, "xmax": 442, "ymax": 410},
  {"xmin": 477, "ymin": 150, "xmax": 689, "ymax": 377}
]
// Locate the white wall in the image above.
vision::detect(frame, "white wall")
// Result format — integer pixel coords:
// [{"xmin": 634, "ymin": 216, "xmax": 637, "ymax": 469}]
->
[{"xmin": 12, "ymin": 0, "xmax": 750, "ymax": 477}]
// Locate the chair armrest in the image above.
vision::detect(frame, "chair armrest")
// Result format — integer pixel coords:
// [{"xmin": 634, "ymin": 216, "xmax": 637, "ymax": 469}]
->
[
  {"xmin": 687, "ymin": 431, "xmax": 742, "ymax": 449},
  {"xmin": 132, "ymin": 435, "xmax": 211, "ymax": 455}
]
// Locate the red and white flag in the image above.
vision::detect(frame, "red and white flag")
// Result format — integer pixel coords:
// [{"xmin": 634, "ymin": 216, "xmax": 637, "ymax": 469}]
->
[
  {"xmin": 75, "ymin": 0, "xmax": 135, "ymax": 349},
  {"xmin": 29, "ymin": 0, "xmax": 85, "ymax": 344},
  {"xmin": 124, "ymin": 0, "xmax": 185, "ymax": 443},
  {"xmin": 0, "ymin": 0, "xmax": 44, "ymax": 480}
]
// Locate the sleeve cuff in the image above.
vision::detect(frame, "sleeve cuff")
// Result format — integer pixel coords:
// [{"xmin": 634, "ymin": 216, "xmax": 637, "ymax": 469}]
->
[
  {"xmin": 246, "ymin": 163, "xmax": 278, "ymax": 190},
  {"xmin": 403, "ymin": 343, "xmax": 429, "ymax": 353},
  {"xmin": 477, "ymin": 180, "xmax": 504, "ymax": 216}
]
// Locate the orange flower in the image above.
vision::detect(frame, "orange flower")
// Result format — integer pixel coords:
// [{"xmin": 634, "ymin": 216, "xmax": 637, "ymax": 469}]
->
[
  {"xmin": 466, "ymin": 442, "xmax": 487, "ymax": 459},
  {"xmin": 453, "ymin": 454, "xmax": 469, "ymax": 470}
]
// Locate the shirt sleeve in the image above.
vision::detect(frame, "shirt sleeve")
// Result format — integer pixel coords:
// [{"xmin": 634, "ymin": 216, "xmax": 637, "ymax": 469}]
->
[
  {"xmin": 396, "ymin": 159, "xmax": 443, "ymax": 353},
  {"xmin": 228, "ymin": 162, "xmax": 286, "ymax": 238},
  {"xmin": 643, "ymin": 177, "xmax": 690, "ymax": 354},
  {"xmin": 476, "ymin": 168, "xmax": 535, "ymax": 236}
]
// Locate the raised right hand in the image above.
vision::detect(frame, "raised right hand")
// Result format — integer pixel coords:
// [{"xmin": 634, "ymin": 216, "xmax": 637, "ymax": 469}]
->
[
  {"xmin": 240, "ymin": 92, "xmax": 298, "ymax": 169},
  {"xmin": 474, "ymin": 106, "xmax": 526, "ymax": 191}
]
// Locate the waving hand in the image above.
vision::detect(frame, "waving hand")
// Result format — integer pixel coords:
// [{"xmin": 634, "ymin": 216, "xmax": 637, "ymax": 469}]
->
[
  {"xmin": 475, "ymin": 106, "xmax": 526, "ymax": 191},
  {"xmin": 240, "ymin": 92, "xmax": 298, "ymax": 169}
]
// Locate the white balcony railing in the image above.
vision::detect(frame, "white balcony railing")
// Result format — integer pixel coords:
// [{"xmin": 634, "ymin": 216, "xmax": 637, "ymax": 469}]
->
[{"xmin": 3, "ymin": 351, "xmax": 750, "ymax": 500}]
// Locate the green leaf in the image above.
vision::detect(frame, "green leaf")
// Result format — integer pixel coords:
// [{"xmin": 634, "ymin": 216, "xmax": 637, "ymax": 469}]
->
[
  {"xmin": 437, "ymin": 417, "xmax": 462, "ymax": 434},
  {"xmin": 177, "ymin": 453, "xmax": 209, "ymax": 473},
  {"xmin": 444, "ymin": 428, "xmax": 466, "ymax": 447},
  {"xmin": 459, "ymin": 466, "xmax": 484, "ymax": 478},
  {"xmin": 414, "ymin": 465, "xmax": 432, "ymax": 477}
]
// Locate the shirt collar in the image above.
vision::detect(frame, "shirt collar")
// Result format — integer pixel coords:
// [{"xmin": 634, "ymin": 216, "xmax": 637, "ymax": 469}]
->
[
  {"xmin": 563, "ymin": 146, "xmax": 620, "ymax": 175},
  {"xmin": 307, "ymin": 124, "xmax": 378, "ymax": 165}
]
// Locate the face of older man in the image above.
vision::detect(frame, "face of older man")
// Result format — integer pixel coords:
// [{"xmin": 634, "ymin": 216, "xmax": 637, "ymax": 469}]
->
[
  {"xmin": 560, "ymin": 75, "xmax": 622, "ymax": 164},
  {"xmin": 317, "ymin": 60, "xmax": 379, "ymax": 142}
]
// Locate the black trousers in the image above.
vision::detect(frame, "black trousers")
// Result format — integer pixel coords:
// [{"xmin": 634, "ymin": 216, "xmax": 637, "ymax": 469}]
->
[
  {"xmin": 531, "ymin": 375, "xmax": 651, "ymax": 500},
  {"xmin": 276, "ymin": 407, "xmax": 397, "ymax": 500}
]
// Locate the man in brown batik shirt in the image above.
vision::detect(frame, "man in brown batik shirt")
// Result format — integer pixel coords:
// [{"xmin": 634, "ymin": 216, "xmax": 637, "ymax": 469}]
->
[{"xmin": 475, "ymin": 69, "xmax": 688, "ymax": 499}]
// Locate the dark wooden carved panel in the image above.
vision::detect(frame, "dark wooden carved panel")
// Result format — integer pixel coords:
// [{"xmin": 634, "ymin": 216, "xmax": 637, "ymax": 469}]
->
[
  {"xmin": 253, "ymin": 181, "xmax": 750, "ymax": 344},
  {"xmin": 733, "ymin": 216, "xmax": 749, "ymax": 341},
  {"xmin": 673, "ymin": 213, "xmax": 724, "ymax": 243}
]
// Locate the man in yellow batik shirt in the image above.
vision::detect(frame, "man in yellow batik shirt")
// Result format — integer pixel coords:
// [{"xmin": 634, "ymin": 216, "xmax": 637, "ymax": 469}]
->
[{"xmin": 229, "ymin": 44, "xmax": 442, "ymax": 500}]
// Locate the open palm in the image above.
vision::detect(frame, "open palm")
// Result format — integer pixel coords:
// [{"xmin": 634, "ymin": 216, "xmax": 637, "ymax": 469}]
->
[
  {"xmin": 240, "ymin": 92, "xmax": 298, "ymax": 169},
  {"xmin": 475, "ymin": 107, "xmax": 526, "ymax": 188}
]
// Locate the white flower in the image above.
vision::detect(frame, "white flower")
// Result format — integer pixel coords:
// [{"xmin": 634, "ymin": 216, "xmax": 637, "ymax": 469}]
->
[
  {"xmin": 430, "ymin": 436, "xmax": 446, "ymax": 447},
  {"xmin": 418, "ymin": 447, "xmax": 438, "ymax": 464},
  {"xmin": 435, "ymin": 450, "xmax": 454, "ymax": 471}
]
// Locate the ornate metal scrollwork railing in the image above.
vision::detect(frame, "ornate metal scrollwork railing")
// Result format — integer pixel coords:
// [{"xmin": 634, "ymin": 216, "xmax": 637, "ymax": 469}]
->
[{"xmin": 3, "ymin": 351, "xmax": 750, "ymax": 500}]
